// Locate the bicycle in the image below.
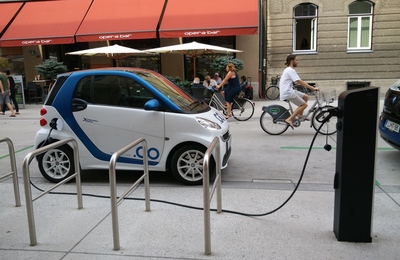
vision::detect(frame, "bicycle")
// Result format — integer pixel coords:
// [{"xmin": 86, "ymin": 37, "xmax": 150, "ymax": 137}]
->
[
  {"xmin": 265, "ymin": 75, "xmax": 280, "ymax": 100},
  {"xmin": 260, "ymin": 88, "xmax": 338, "ymax": 135},
  {"xmin": 265, "ymin": 76, "xmax": 315, "ymax": 100},
  {"xmin": 208, "ymin": 88, "xmax": 255, "ymax": 121},
  {"xmin": 293, "ymin": 83, "xmax": 307, "ymax": 94}
]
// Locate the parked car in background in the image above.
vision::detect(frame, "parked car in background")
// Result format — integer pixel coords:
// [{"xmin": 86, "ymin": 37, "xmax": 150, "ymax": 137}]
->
[
  {"xmin": 34, "ymin": 68, "xmax": 231, "ymax": 185},
  {"xmin": 379, "ymin": 79, "xmax": 400, "ymax": 151}
]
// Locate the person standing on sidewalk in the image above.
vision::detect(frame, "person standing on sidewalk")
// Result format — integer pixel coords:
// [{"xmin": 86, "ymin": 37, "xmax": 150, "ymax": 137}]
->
[
  {"xmin": 279, "ymin": 54, "xmax": 318, "ymax": 129},
  {"xmin": 0, "ymin": 70, "xmax": 16, "ymax": 117},
  {"xmin": 2, "ymin": 70, "xmax": 19, "ymax": 115}
]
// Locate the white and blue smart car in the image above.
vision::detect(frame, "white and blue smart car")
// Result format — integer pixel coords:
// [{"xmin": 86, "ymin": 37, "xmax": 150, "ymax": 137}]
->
[{"xmin": 34, "ymin": 68, "xmax": 231, "ymax": 185}]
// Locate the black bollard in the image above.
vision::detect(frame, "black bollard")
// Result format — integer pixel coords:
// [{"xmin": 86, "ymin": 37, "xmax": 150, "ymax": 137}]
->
[{"xmin": 333, "ymin": 87, "xmax": 379, "ymax": 242}]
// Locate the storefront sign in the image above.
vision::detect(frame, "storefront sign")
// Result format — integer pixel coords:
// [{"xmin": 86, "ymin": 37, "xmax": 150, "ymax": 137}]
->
[
  {"xmin": 98, "ymin": 34, "xmax": 133, "ymax": 40},
  {"xmin": 184, "ymin": 31, "xmax": 221, "ymax": 36},
  {"xmin": 21, "ymin": 39, "xmax": 53, "ymax": 45}
]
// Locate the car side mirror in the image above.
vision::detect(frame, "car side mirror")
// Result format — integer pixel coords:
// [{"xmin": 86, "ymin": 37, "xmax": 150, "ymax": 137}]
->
[{"xmin": 144, "ymin": 99, "xmax": 161, "ymax": 111}]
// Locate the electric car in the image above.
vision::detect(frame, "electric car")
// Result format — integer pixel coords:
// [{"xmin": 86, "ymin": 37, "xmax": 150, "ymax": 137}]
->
[
  {"xmin": 379, "ymin": 79, "xmax": 400, "ymax": 151},
  {"xmin": 34, "ymin": 68, "xmax": 231, "ymax": 185}
]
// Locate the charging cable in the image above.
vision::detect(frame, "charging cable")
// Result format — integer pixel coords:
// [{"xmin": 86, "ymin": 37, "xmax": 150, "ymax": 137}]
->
[{"xmin": 30, "ymin": 112, "xmax": 337, "ymax": 217}]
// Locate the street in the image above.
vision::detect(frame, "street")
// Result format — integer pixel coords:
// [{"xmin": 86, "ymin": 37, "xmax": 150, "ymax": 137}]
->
[
  {"xmin": 1, "ymin": 98, "xmax": 400, "ymax": 259},
  {"xmin": 1, "ymin": 98, "xmax": 399, "ymax": 190}
]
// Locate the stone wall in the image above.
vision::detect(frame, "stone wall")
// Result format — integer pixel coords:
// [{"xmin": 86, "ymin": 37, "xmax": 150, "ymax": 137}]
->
[{"xmin": 265, "ymin": 0, "xmax": 400, "ymax": 95}]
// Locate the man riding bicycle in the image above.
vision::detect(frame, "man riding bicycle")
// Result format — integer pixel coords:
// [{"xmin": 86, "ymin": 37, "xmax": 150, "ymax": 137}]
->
[{"xmin": 279, "ymin": 54, "xmax": 319, "ymax": 129}]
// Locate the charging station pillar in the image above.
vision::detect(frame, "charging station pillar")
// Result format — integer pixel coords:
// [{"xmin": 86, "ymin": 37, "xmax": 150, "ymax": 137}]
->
[{"xmin": 333, "ymin": 87, "xmax": 379, "ymax": 242}]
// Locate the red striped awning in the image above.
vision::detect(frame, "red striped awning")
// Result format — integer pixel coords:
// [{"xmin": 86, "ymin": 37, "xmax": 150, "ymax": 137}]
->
[
  {"xmin": 159, "ymin": 0, "xmax": 258, "ymax": 38},
  {"xmin": 0, "ymin": 0, "xmax": 92, "ymax": 47},
  {"xmin": 75, "ymin": 0, "xmax": 165, "ymax": 42},
  {"xmin": 0, "ymin": 2, "xmax": 23, "ymax": 36}
]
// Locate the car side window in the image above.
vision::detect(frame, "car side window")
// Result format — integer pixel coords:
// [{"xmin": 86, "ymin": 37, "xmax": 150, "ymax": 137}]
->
[
  {"xmin": 118, "ymin": 76, "xmax": 155, "ymax": 108},
  {"xmin": 73, "ymin": 76, "xmax": 92, "ymax": 102},
  {"xmin": 92, "ymin": 75, "xmax": 123, "ymax": 106},
  {"xmin": 73, "ymin": 75, "xmax": 155, "ymax": 109}
]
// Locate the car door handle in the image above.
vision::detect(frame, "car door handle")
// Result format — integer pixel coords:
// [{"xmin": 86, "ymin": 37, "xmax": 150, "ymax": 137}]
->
[{"xmin": 72, "ymin": 98, "xmax": 88, "ymax": 112}]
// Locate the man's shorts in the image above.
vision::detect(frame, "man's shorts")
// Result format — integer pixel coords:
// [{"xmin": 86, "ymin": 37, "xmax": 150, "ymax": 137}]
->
[
  {"xmin": 1, "ymin": 90, "xmax": 11, "ymax": 104},
  {"xmin": 287, "ymin": 90, "xmax": 306, "ymax": 106}
]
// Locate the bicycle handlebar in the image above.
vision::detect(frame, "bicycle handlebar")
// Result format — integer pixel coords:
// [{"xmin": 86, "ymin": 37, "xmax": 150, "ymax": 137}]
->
[{"xmin": 208, "ymin": 86, "xmax": 221, "ymax": 93}]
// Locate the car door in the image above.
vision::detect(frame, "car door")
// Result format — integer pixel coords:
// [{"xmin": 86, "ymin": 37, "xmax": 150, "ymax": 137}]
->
[{"xmin": 71, "ymin": 74, "xmax": 165, "ymax": 168}]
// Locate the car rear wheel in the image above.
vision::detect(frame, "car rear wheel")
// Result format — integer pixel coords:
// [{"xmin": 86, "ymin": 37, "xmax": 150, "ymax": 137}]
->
[
  {"xmin": 37, "ymin": 145, "xmax": 75, "ymax": 183},
  {"xmin": 171, "ymin": 144, "xmax": 215, "ymax": 185}
]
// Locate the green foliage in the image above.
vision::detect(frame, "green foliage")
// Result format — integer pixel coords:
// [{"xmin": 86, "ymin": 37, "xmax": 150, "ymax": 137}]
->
[
  {"xmin": 35, "ymin": 59, "xmax": 68, "ymax": 80},
  {"xmin": 0, "ymin": 57, "xmax": 10, "ymax": 71},
  {"xmin": 165, "ymin": 76, "xmax": 192, "ymax": 92},
  {"xmin": 210, "ymin": 56, "xmax": 244, "ymax": 73}
]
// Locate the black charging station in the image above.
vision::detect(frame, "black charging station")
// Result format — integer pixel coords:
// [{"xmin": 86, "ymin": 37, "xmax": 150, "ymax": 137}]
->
[{"xmin": 333, "ymin": 87, "xmax": 379, "ymax": 242}]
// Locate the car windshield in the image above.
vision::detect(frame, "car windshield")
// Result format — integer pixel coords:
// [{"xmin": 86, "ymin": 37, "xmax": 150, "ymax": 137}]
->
[{"xmin": 132, "ymin": 70, "xmax": 209, "ymax": 113}]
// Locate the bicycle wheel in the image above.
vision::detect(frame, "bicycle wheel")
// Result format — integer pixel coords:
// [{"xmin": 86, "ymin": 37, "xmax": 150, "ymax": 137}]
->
[
  {"xmin": 260, "ymin": 111, "xmax": 289, "ymax": 135},
  {"xmin": 266, "ymin": 86, "xmax": 280, "ymax": 100},
  {"xmin": 232, "ymin": 98, "xmax": 254, "ymax": 121},
  {"xmin": 294, "ymin": 84, "xmax": 307, "ymax": 94},
  {"xmin": 311, "ymin": 105, "xmax": 338, "ymax": 135}
]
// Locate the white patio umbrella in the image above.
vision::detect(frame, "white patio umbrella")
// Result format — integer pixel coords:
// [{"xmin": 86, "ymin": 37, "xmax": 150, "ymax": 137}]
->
[
  {"xmin": 144, "ymin": 41, "xmax": 244, "ymax": 77},
  {"xmin": 66, "ymin": 44, "xmax": 148, "ymax": 67}
]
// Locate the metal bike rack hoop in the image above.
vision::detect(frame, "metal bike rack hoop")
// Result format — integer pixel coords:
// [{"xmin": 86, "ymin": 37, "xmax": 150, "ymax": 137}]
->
[
  {"xmin": 203, "ymin": 137, "xmax": 222, "ymax": 255},
  {"xmin": 0, "ymin": 137, "xmax": 21, "ymax": 207},
  {"xmin": 109, "ymin": 137, "xmax": 150, "ymax": 251},
  {"xmin": 22, "ymin": 138, "xmax": 82, "ymax": 246}
]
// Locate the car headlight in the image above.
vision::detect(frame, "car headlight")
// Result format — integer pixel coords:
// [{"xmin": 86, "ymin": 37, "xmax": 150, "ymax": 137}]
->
[{"xmin": 196, "ymin": 117, "xmax": 221, "ymax": 130}]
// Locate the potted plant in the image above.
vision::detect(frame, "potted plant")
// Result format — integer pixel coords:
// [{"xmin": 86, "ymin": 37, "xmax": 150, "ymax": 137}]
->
[
  {"xmin": 35, "ymin": 59, "xmax": 68, "ymax": 100},
  {"xmin": 35, "ymin": 59, "xmax": 68, "ymax": 81},
  {"xmin": 165, "ymin": 76, "xmax": 191, "ymax": 92}
]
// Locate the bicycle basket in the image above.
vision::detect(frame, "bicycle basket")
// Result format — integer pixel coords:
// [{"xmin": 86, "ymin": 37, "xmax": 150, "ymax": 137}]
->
[{"xmin": 317, "ymin": 89, "xmax": 336, "ymax": 104}]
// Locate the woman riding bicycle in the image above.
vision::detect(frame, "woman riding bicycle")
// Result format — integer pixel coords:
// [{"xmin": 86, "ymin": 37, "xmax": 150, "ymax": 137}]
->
[
  {"xmin": 216, "ymin": 63, "xmax": 241, "ymax": 119},
  {"xmin": 280, "ymin": 55, "xmax": 319, "ymax": 129}
]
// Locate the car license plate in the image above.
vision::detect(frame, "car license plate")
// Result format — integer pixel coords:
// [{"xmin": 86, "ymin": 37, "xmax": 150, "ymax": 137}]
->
[{"xmin": 385, "ymin": 120, "xmax": 400, "ymax": 133}]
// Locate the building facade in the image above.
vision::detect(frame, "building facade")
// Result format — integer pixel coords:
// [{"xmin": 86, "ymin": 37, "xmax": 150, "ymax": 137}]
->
[
  {"xmin": 265, "ymin": 0, "xmax": 400, "ymax": 95},
  {"xmin": 0, "ymin": 0, "xmax": 399, "ymax": 98},
  {"xmin": 0, "ymin": 0, "xmax": 259, "ymax": 93}
]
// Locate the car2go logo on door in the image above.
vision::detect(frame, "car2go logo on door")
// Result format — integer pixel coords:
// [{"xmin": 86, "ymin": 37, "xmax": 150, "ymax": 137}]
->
[{"xmin": 34, "ymin": 67, "xmax": 231, "ymax": 185}]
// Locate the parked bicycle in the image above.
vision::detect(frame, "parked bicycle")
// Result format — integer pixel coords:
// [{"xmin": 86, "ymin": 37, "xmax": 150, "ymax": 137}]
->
[
  {"xmin": 260, "ymin": 88, "xmax": 337, "ymax": 135},
  {"xmin": 293, "ymin": 83, "xmax": 316, "ymax": 95},
  {"xmin": 208, "ymin": 88, "xmax": 255, "ymax": 121},
  {"xmin": 292, "ymin": 84, "xmax": 307, "ymax": 94},
  {"xmin": 265, "ymin": 75, "xmax": 314, "ymax": 100},
  {"xmin": 266, "ymin": 75, "xmax": 280, "ymax": 100}
]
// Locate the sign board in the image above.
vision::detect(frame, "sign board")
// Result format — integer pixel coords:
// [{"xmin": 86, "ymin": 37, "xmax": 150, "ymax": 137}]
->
[{"xmin": 12, "ymin": 75, "xmax": 25, "ymax": 109}]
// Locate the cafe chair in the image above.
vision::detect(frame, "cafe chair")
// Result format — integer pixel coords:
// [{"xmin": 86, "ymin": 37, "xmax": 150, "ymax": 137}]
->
[
  {"xmin": 27, "ymin": 82, "xmax": 40, "ymax": 104},
  {"xmin": 191, "ymin": 86, "xmax": 206, "ymax": 102}
]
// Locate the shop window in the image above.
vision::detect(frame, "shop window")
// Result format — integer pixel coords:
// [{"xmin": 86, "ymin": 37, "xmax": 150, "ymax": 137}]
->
[
  {"xmin": 293, "ymin": 3, "xmax": 318, "ymax": 52},
  {"xmin": 348, "ymin": 1, "xmax": 374, "ymax": 50}
]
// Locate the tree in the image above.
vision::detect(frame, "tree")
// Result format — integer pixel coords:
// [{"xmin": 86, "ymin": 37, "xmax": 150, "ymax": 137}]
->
[
  {"xmin": 35, "ymin": 59, "xmax": 68, "ymax": 80},
  {"xmin": 210, "ymin": 56, "xmax": 244, "ymax": 75}
]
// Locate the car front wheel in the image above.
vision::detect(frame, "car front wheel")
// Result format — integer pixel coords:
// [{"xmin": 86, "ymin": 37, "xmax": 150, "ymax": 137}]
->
[
  {"xmin": 37, "ymin": 145, "xmax": 75, "ymax": 183},
  {"xmin": 171, "ymin": 144, "xmax": 215, "ymax": 185}
]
